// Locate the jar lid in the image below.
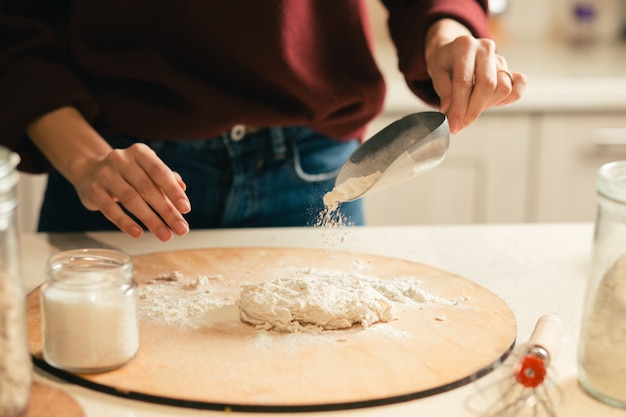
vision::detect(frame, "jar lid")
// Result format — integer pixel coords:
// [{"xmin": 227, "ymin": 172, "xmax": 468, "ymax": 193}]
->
[
  {"xmin": 0, "ymin": 146, "xmax": 19, "ymax": 211},
  {"xmin": 597, "ymin": 160, "xmax": 626, "ymax": 203},
  {"xmin": 0, "ymin": 146, "xmax": 19, "ymax": 176},
  {"xmin": 47, "ymin": 249, "xmax": 134, "ymax": 290}
]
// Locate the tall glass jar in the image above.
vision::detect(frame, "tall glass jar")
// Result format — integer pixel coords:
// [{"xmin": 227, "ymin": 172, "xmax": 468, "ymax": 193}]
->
[
  {"xmin": 579, "ymin": 160, "xmax": 626, "ymax": 408},
  {"xmin": 41, "ymin": 248, "xmax": 139, "ymax": 373},
  {"xmin": 0, "ymin": 147, "xmax": 32, "ymax": 417}
]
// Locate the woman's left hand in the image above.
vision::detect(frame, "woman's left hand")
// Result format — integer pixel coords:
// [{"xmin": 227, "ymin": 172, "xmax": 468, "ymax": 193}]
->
[{"xmin": 425, "ymin": 19, "xmax": 527, "ymax": 134}]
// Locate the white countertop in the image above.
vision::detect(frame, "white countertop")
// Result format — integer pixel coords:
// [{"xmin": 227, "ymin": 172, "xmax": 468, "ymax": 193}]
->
[
  {"xmin": 18, "ymin": 223, "xmax": 626, "ymax": 416},
  {"xmin": 375, "ymin": 39, "xmax": 626, "ymax": 114}
]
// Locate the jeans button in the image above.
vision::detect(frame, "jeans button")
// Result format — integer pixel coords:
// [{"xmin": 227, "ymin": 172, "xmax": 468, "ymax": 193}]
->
[{"xmin": 230, "ymin": 124, "xmax": 246, "ymax": 141}]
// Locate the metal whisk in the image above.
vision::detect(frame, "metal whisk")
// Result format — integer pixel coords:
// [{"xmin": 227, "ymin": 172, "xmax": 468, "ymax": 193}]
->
[{"xmin": 468, "ymin": 314, "xmax": 563, "ymax": 417}]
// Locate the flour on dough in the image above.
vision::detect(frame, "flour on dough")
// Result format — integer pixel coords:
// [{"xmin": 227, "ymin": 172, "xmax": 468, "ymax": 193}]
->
[
  {"xmin": 238, "ymin": 268, "xmax": 461, "ymax": 333},
  {"xmin": 238, "ymin": 275, "xmax": 393, "ymax": 333}
]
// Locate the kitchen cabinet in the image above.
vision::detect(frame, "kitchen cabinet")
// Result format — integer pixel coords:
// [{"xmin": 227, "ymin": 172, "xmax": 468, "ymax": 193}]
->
[
  {"xmin": 363, "ymin": 113, "xmax": 532, "ymax": 225},
  {"xmin": 364, "ymin": 111, "xmax": 626, "ymax": 226},
  {"xmin": 361, "ymin": 20, "xmax": 626, "ymax": 225},
  {"xmin": 531, "ymin": 113, "xmax": 626, "ymax": 222}
]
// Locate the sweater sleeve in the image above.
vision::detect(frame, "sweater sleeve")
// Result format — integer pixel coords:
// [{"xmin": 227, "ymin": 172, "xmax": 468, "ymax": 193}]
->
[
  {"xmin": 0, "ymin": 1, "xmax": 98, "ymax": 173},
  {"xmin": 381, "ymin": 0, "xmax": 490, "ymax": 106}
]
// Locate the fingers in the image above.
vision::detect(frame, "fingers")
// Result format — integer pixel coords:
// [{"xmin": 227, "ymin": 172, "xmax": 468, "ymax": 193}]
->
[
  {"xmin": 79, "ymin": 182, "xmax": 147, "ymax": 238},
  {"xmin": 443, "ymin": 37, "xmax": 488, "ymax": 132},
  {"xmin": 496, "ymin": 71, "xmax": 527, "ymax": 106},
  {"xmin": 172, "ymin": 171, "xmax": 187, "ymax": 191},
  {"xmin": 463, "ymin": 41, "xmax": 501, "ymax": 121},
  {"xmin": 428, "ymin": 36, "xmax": 526, "ymax": 133},
  {"xmin": 77, "ymin": 144, "xmax": 191, "ymax": 242},
  {"xmin": 133, "ymin": 147, "xmax": 191, "ymax": 216}
]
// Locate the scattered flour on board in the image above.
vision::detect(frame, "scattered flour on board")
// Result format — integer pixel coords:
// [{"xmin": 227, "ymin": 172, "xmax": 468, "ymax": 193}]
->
[
  {"xmin": 250, "ymin": 321, "xmax": 411, "ymax": 350},
  {"xmin": 238, "ymin": 267, "xmax": 467, "ymax": 333},
  {"xmin": 138, "ymin": 267, "xmax": 469, "ymax": 335},
  {"xmin": 138, "ymin": 271, "xmax": 234, "ymax": 327}
]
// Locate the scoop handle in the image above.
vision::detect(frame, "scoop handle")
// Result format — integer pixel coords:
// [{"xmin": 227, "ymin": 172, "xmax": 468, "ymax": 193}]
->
[{"xmin": 528, "ymin": 314, "xmax": 562, "ymax": 361}]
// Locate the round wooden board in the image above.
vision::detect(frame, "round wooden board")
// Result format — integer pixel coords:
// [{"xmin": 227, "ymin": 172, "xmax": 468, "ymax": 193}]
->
[
  {"xmin": 27, "ymin": 247, "xmax": 516, "ymax": 412},
  {"xmin": 24, "ymin": 382, "xmax": 85, "ymax": 417}
]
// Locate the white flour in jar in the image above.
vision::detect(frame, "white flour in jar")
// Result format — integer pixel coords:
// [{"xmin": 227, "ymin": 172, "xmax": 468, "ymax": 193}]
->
[
  {"xmin": 42, "ymin": 286, "xmax": 139, "ymax": 372},
  {"xmin": 0, "ymin": 275, "xmax": 32, "ymax": 417},
  {"xmin": 580, "ymin": 253, "xmax": 626, "ymax": 402}
]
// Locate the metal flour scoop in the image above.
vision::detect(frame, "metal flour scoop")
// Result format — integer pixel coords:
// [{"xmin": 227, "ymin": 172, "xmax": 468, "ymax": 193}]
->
[{"xmin": 327, "ymin": 111, "xmax": 449, "ymax": 205}]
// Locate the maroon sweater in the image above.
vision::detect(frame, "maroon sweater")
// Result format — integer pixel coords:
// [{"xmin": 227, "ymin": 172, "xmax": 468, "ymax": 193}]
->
[{"xmin": 0, "ymin": 0, "xmax": 489, "ymax": 173}]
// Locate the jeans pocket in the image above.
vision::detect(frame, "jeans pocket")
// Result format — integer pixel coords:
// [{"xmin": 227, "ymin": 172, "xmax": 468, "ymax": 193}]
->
[{"xmin": 290, "ymin": 129, "xmax": 358, "ymax": 184}]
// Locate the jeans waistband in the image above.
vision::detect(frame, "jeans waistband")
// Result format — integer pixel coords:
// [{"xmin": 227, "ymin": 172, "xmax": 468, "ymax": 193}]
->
[
  {"xmin": 221, "ymin": 126, "xmax": 287, "ymax": 160},
  {"xmin": 107, "ymin": 126, "xmax": 310, "ymax": 161}
]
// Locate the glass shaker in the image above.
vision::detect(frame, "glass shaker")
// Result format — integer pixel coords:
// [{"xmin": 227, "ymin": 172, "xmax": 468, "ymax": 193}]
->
[
  {"xmin": 579, "ymin": 160, "xmax": 626, "ymax": 408},
  {"xmin": 41, "ymin": 248, "xmax": 139, "ymax": 373},
  {"xmin": 0, "ymin": 146, "xmax": 32, "ymax": 417}
]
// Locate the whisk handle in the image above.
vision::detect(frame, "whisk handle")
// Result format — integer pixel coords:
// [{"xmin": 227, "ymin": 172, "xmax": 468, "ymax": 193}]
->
[{"xmin": 528, "ymin": 314, "xmax": 562, "ymax": 364}]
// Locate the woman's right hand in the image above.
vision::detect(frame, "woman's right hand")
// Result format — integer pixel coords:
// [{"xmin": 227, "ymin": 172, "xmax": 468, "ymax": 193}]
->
[
  {"xmin": 26, "ymin": 106, "xmax": 191, "ymax": 242},
  {"xmin": 74, "ymin": 142, "xmax": 191, "ymax": 241}
]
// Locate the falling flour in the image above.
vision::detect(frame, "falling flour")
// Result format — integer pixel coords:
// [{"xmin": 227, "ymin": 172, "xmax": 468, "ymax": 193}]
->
[
  {"xmin": 322, "ymin": 171, "xmax": 382, "ymax": 213},
  {"xmin": 314, "ymin": 170, "xmax": 383, "ymax": 247},
  {"xmin": 580, "ymin": 253, "xmax": 626, "ymax": 402}
]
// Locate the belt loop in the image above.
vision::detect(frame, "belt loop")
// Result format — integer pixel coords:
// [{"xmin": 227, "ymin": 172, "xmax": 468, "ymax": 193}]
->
[{"xmin": 270, "ymin": 128, "xmax": 287, "ymax": 160}]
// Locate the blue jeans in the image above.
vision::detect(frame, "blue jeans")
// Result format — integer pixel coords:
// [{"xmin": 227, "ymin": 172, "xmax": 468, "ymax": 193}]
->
[{"xmin": 37, "ymin": 126, "xmax": 364, "ymax": 232}]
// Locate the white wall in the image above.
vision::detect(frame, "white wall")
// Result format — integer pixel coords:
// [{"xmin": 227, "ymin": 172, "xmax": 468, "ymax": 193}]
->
[
  {"xmin": 497, "ymin": 0, "xmax": 624, "ymax": 43},
  {"xmin": 366, "ymin": 0, "xmax": 625, "ymax": 45},
  {"xmin": 18, "ymin": 173, "xmax": 46, "ymax": 233}
]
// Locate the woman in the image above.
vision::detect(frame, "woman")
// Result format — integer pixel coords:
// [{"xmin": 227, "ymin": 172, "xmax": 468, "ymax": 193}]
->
[{"xmin": 0, "ymin": 1, "xmax": 525, "ymax": 241}]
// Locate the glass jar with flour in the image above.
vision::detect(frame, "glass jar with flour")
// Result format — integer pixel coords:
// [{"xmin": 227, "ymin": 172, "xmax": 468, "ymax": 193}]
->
[
  {"xmin": 579, "ymin": 160, "xmax": 626, "ymax": 408},
  {"xmin": 41, "ymin": 248, "xmax": 139, "ymax": 373},
  {"xmin": 0, "ymin": 147, "xmax": 32, "ymax": 417}
]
